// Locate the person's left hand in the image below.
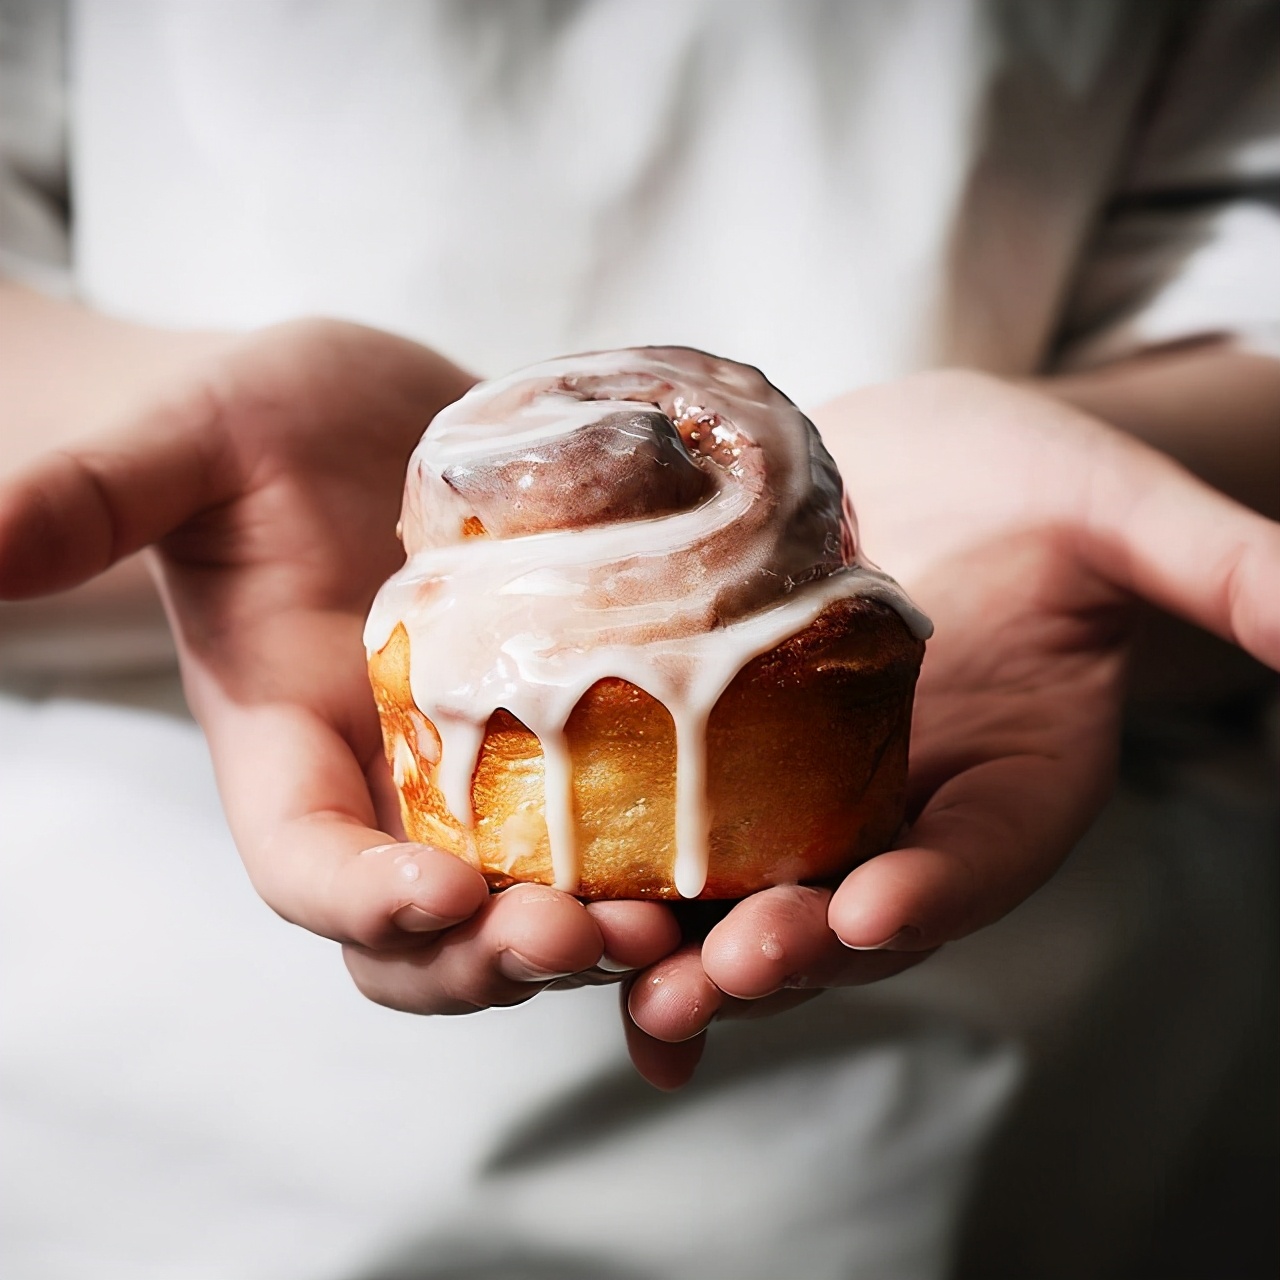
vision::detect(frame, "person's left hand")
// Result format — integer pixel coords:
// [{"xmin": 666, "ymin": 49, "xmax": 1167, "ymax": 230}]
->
[{"xmin": 623, "ymin": 370, "xmax": 1280, "ymax": 1089}]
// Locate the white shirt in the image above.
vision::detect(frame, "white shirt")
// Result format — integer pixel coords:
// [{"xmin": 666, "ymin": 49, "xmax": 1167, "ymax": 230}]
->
[
  {"xmin": 5, "ymin": 0, "xmax": 1277, "ymax": 401},
  {"xmin": 2, "ymin": 3, "xmax": 1277, "ymax": 1278}
]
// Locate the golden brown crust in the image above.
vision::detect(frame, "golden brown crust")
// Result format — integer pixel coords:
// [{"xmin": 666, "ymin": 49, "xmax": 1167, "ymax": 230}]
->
[{"xmin": 368, "ymin": 598, "xmax": 924, "ymax": 899}]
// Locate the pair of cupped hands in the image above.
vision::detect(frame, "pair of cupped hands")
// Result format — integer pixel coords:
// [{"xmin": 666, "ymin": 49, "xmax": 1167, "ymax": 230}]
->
[{"xmin": 2, "ymin": 320, "xmax": 1277, "ymax": 1089}]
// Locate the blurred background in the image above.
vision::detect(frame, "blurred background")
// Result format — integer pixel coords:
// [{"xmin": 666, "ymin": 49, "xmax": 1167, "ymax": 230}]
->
[{"xmin": 2, "ymin": 2, "xmax": 1277, "ymax": 1278}]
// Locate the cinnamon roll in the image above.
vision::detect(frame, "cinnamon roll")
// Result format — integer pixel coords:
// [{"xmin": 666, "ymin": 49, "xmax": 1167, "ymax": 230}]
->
[{"xmin": 365, "ymin": 348, "xmax": 930, "ymax": 900}]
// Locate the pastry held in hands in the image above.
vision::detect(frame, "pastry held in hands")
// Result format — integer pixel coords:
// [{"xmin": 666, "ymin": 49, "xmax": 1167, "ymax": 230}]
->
[{"xmin": 365, "ymin": 348, "xmax": 931, "ymax": 900}]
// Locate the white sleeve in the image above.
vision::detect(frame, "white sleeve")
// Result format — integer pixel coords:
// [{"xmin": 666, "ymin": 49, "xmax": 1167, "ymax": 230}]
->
[
  {"xmin": 0, "ymin": 0, "xmax": 72, "ymax": 292},
  {"xmin": 1052, "ymin": 0, "xmax": 1280, "ymax": 370}
]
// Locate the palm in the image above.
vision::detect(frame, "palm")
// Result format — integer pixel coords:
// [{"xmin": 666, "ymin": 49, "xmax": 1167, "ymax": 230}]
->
[
  {"xmin": 623, "ymin": 371, "xmax": 1280, "ymax": 1086},
  {"xmin": 821, "ymin": 372, "xmax": 1145, "ymax": 933},
  {"xmin": 164, "ymin": 322, "xmax": 466, "ymax": 638},
  {"xmin": 151, "ymin": 322, "xmax": 474, "ymax": 838}
]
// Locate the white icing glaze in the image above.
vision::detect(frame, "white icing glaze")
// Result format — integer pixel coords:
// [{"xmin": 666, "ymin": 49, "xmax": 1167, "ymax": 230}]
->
[{"xmin": 366, "ymin": 347, "xmax": 931, "ymax": 898}]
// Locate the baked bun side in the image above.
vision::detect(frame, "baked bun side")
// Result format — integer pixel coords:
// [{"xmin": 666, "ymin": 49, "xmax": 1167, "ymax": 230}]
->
[
  {"xmin": 366, "ymin": 347, "xmax": 932, "ymax": 899},
  {"xmin": 368, "ymin": 598, "xmax": 923, "ymax": 900}
]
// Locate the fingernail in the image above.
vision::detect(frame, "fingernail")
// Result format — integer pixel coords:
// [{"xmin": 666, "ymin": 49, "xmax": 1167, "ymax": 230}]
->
[
  {"xmin": 842, "ymin": 925, "xmax": 922, "ymax": 951},
  {"xmin": 497, "ymin": 950, "xmax": 575, "ymax": 983},
  {"xmin": 392, "ymin": 904, "xmax": 453, "ymax": 932},
  {"xmin": 596, "ymin": 953, "xmax": 637, "ymax": 973}
]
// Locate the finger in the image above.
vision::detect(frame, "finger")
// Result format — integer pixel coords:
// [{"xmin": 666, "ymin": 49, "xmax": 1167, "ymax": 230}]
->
[
  {"xmin": 702, "ymin": 886, "xmax": 834, "ymax": 997},
  {"xmin": 585, "ymin": 900, "xmax": 683, "ymax": 973},
  {"xmin": 620, "ymin": 934, "xmax": 911, "ymax": 1090},
  {"xmin": 622, "ymin": 983, "xmax": 707, "ymax": 1092},
  {"xmin": 620, "ymin": 971, "xmax": 823, "ymax": 1090},
  {"xmin": 1082, "ymin": 432, "xmax": 1280, "ymax": 666},
  {"xmin": 829, "ymin": 751, "xmax": 1103, "ymax": 952},
  {"xmin": 343, "ymin": 883, "xmax": 604, "ymax": 1015},
  {"xmin": 544, "ymin": 902, "xmax": 683, "ymax": 988},
  {"xmin": 626, "ymin": 944, "xmax": 726, "ymax": 1043},
  {"xmin": 201, "ymin": 690, "xmax": 487, "ymax": 949},
  {"xmin": 701, "ymin": 885, "xmax": 929, "ymax": 999},
  {"xmin": 709, "ymin": 989, "xmax": 826, "ymax": 1022},
  {"xmin": 0, "ymin": 383, "xmax": 234, "ymax": 599}
]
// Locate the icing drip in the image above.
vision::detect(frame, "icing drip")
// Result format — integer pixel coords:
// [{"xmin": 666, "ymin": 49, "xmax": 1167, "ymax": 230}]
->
[
  {"xmin": 434, "ymin": 715, "xmax": 484, "ymax": 828},
  {"xmin": 365, "ymin": 347, "xmax": 931, "ymax": 898},
  {"xmin": 671, "ymin": 707, "xmax": 710, "ymax": 900},
  {"xmin": 538, "ymin": 727, "xmax": 578, "ymax": 891}
]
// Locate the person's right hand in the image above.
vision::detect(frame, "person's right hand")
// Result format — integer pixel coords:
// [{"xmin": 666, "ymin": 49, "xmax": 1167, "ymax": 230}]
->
[{"xmin": 0, "ymin": 318, "xmax": 681, "ymax": 1011}]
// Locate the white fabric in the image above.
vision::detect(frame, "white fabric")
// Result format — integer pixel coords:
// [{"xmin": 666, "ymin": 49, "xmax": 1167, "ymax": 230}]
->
[
  {"xmin": 1054, "ymin": 0, "xmax": 1280, "ymax": 365},
  {"xmin": 4, "ymin": 683, "xmax": 1273, "ymax": 1280},
  {"xmin": 60, "ymin": 1, "xmax": 1138, "ymax": 395},
  {"xmin": 1, "ymin": 684, "xmax": 1019, "ymax": 1280},
  {"xmin": 1, "ymin": 1, "xmax": 1278, "ymax": 1277},
  {"xmin": 0, "ymin": 0, "xmax": 71, "ymax": 290},
  {"xmin": 64, "ymin": 1, "xmax": 1279, "ymax": 398}
]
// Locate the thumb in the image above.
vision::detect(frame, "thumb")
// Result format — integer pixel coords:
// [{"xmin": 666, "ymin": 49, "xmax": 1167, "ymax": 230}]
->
[
  {"xmin": 1082, "ymin": 431, "xmax": 1280, "ymax": 668},
  {"xmin": 0, "ymin": 382, "xmax": 234, "ymax": 600}
]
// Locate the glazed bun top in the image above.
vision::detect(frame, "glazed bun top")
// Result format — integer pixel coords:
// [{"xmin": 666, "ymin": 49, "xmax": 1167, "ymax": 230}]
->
[{"xmin": 366, "ymin": 347, "xmax": 930, "ymax": 897}]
